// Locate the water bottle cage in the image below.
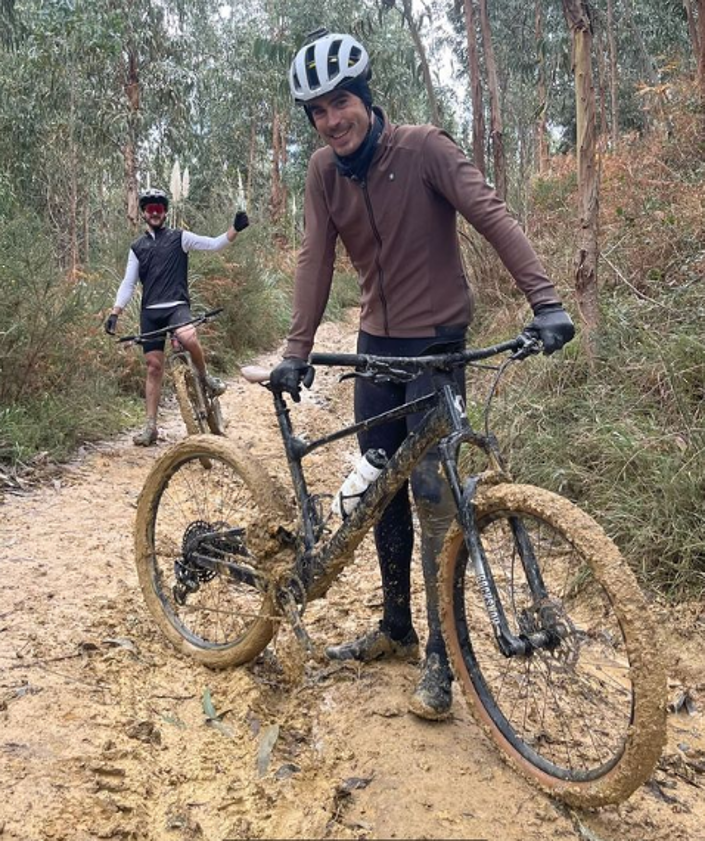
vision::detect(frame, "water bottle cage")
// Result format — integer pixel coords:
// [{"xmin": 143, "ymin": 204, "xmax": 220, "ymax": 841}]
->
[{"xmin": 336, "ymin": 490, "xmax": 365, "ymax": 519}]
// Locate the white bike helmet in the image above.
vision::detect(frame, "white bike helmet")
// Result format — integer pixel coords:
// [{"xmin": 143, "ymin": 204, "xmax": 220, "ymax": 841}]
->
[
  {"xmin": 138, "ymin": 188, "xmax": 169, "ymax": 210},
  {"xmin": 289, "ymin": 30, "xmax": 370, "ymax": 104}
]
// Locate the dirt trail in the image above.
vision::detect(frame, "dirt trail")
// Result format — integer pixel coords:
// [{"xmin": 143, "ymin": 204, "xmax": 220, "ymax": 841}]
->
[{"xmin": 1, "ymin": 313, "xmax": 704, "ymax": 841}]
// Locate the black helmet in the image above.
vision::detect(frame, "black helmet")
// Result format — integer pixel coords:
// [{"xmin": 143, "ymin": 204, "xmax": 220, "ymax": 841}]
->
[{"xmin": 138, "ymin": 188, "xmax": 169, "ymax": 210}]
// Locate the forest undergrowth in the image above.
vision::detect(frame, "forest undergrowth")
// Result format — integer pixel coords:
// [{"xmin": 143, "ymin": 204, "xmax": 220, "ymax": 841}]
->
[
  {"xmin": 469, "ymin": 80, "xmax": 705, "ymax": 598},
  {"xmin": 1, "ymin": 80, "xmax": 702, "ymax": 597}
]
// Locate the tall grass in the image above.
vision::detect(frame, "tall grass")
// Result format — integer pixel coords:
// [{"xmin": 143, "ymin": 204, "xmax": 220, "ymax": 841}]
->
[{"xmin": 467, "ymin": 84, "xmax": 705, "ymax": 597}]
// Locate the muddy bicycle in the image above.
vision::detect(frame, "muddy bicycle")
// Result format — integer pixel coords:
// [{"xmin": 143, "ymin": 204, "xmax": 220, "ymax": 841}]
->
[
  {"xmin": 118, "ymin": 308, "xmax": 226, "ymax": 439},
  {"xmin": 134, "ymin": 332, "xmax": 666, "ymax": 807}
]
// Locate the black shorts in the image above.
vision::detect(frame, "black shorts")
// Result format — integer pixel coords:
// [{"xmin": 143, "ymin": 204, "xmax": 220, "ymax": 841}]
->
[{"xmin": 139, "ymin": 304, "xmax": 192, "ymax": 353}]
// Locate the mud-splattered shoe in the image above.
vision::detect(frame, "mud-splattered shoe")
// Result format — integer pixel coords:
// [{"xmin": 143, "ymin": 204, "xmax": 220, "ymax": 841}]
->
[
  {"xmin": 325, "ymin": 625, "xmax": 419, "ymax": 663},
  {"xmin": 408, "ymin": 653, "xmax": 453, "ymax": 721},
  {"xmin": 133, "ymin": 421, "xmax": 158, "ymax": 447},
  {"xmin": 204, "ymin": 373, "xmax": 226, "ymax": 396}
]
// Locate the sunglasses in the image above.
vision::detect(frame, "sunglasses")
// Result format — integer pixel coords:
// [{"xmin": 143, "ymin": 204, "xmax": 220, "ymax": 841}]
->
[{"xmin": 144, "ymin": 203, "xmax": 166, "ymax": 215}]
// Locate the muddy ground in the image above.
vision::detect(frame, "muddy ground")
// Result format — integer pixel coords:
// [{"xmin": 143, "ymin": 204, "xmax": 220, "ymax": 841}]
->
[{"xmin": 1, "ymin": 312, "xmax": 704, "ymax": 840}]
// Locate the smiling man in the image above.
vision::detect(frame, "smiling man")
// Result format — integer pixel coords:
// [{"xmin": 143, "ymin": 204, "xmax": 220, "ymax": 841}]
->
[
  {"xmin": 270, "ymin": 29, "xmax": 574, "ymax": 720},
  {"xmin": 105, "ymin": 188, "xmax": 249, "ymax": 446}
]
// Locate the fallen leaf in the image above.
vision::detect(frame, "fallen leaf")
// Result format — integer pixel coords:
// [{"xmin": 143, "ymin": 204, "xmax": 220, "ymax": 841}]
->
[{"xmin": 256, "ymin": 724, "xmax": 280, "ymax": 776}]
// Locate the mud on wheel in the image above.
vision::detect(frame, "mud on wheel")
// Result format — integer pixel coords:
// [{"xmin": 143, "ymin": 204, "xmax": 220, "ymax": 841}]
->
[
  {"xmin": 439, "ymin": 483, "xmax": 666, "ymax": 808},
  {"xmin": 173, "ymin": 362, "xmax": 208, "ymax": 436},
  {"xmin": 135, "ymin": 435, "xmax": 294, "ymax": 667}
]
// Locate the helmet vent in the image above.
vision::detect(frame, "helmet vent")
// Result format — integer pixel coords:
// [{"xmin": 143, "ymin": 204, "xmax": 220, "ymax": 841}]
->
[{"xmin": 304, "ymin": 44, "xmax": 320, "ymax": 90}]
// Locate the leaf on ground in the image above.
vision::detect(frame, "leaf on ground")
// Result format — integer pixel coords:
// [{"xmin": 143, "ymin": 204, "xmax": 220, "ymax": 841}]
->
[
  {"xmin": 103, "ymin": 637, "xmax": 137, "ymax": 653},
  {"xmin": 274, "ymin": 762, "xmax": 301, "ymax": 780},
  {"xmin": 202, "ymin": 687, "xmax": 217, "ymax": 719},
  {"xmin": 338, "ymin": 776, "xmax": 374, "ymax": 794},
  {"xmin": 256, "ymin": 724, "xmax": 280, "ymax": 777},
  {"xmin": 202, "ymin": 688, "xmax": 234, "ymax": 737},
  {"xmin": 645, "ymin": 778, "xmax": 680, "ymax": 804},
  {"xmin": 669, "ymin": 689, "xmax": 698, "ymax": 715}
]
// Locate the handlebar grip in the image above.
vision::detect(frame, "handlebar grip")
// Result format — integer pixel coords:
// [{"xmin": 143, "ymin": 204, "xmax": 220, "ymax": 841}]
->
[{"xmin": 309, "ymin": 352, "xmax": 364, "ymax": 368}]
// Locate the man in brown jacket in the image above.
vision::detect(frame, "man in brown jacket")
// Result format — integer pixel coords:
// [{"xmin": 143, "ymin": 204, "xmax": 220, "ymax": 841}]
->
[{"xmin": 271, "ymin": 29, "xmax": 574, "ymax": 719}]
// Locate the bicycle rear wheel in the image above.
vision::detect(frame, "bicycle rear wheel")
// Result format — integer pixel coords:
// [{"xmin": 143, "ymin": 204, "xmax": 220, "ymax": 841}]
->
[
  {"xmin": 439, "ymin": 483, "xmax": 666, "ymax": 807},
  {"xmin": 173, "ymin": 359, "xmax": 208, "ymax": 435},
  {"xmin": 135, "ymin": 435, "xmax": 293, "ymax": 667}
]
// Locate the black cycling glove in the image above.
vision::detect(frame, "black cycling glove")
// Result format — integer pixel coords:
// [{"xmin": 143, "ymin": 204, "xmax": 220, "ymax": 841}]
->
[
  {"xmin": 233, "ymin": 211, "xmax": 249, "ymax": 232},
  {"xmin": 269, "ymin": 357, "xmax": 315, "ymax": 402},
  {"xmin": 105, "ymin": 313, "xmax": 119, "ymax": 336},
  {"xmin": 525, "ymin": 304, "xmax": 575, "ymax": 355}
]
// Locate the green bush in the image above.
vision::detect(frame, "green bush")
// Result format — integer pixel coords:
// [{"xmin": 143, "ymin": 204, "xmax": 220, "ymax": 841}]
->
[{"xmin": 476, "ymin": 293, "xmax": 705, "ymax": 598}]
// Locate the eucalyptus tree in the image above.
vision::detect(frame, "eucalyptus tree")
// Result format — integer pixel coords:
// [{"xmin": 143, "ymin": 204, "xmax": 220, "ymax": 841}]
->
[
  {"xmin": 562, "ymin": 0, "xmax": 599, "ymax": 350},
  {"xmin": 476, "ymin": 0, "xmax": 505, "ymax": 199},
  {"xmin": 461, "ymin": 0, "xmax": 485, "ymax": 173},
  {"xmin": 378, "ymin": 0, "xmax": 441, "ymax": 125}
]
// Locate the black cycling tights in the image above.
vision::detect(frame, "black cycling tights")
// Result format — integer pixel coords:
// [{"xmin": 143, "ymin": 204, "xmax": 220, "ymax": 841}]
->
[{"xmin": 354, "ymin": 330, "xmax": 466, "ymax": 665}]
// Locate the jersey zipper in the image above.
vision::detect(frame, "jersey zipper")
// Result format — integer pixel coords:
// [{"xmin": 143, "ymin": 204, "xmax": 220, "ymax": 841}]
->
[{"xmin": 360, "ymin": 180, "xmax": 389, "ymax": 335}]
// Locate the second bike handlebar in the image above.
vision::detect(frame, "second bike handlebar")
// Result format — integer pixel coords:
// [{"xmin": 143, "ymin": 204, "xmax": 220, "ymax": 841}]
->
[{"xmin": 117, "ymin": 307, "xmax": 224, "ymax": 345}]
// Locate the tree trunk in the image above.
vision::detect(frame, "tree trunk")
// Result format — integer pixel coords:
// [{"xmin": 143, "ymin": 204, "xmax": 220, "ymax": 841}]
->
[
  {"xmin": 622, "ymin": 0, "xmax": 658, "ymax": 86},
  {"xmin": 607, "ymin": 0, "xmax": 619, "ymax": 148},
  {"xmin": 594, "ymin": 17, "xmax": 609, "ymax": 143},
  {"xmin": 400, "ymin": 0, "xmax": 441, "ymax": 126},
  {"xmin": 683, "ymin": 0, "xmax": 700, "ymax": 76},
  {"xmin": 247, "ymin": 120, "xmax": 256, "ymax": 208},
  {"xmin": 269, "ymin": 105, "xmax": 287, "ymax": 225},
  {"xmin": 68, "ymin": 80, "xmax": 80, "ymax": 277},
  {"xmin": 478, "ymin": 0, "xmax": 507, "ymax": 200},
  {"xmin": 123, "ymin": 44, "xmax": 140, "ymax": 227},
  {"xmin": 463, "ymin": 0, "xmax": 485, "ymax": 173},
  {"xmin": 562, "ymin": 0, "xmax": 600, "ymax": 352},
  {"xmin": 698, "ymin": 0, "xmax": 705, "ymax": 98},
  {"xmin": 534, "ymin": 0, "xmax": 549, "ymax": 174}
]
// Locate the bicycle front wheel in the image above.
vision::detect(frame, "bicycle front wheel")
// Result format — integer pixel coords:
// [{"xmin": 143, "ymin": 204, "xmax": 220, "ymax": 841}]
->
[
  {"xmin": 439, "ymin": 483, "xmax": 666, "ymax": 807},
  {"xmin": 135, "ymin": 435, "xmax": 293, "ymax": 667},
  {"xmin": 207, "ymin": 396, "xmax": 226, "ymax": 436},
  {"xmin": 173, "ymin": 359, "xmax": 208, "ymax": 436}
]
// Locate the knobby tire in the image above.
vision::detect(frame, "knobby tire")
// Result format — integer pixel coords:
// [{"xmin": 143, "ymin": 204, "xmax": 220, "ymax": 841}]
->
[
  {"xmin": 135, "ymin": 435, "xmax": 294, "ymax": 667},
  {"xmin": 439, "ymin": 483, "xmax": 666, "ymax": 808},
  {"xmin": 207, "ymin": 397, "xmax": 226, "ymax": 436},
  {"xmin": 173, "ymin": 360, "xmax": 208, "ymax": 436}
]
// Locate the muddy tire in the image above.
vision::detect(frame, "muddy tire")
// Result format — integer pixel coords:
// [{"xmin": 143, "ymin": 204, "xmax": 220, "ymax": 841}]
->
[
  {"xmin": 207, "ymin": 396, "xmax": 226, "ymax": 436},
  {"xmin": 439, "ymin": 483, "xmax": 666, "ymax": 808},
  {"xmin": 135, "ymin": 435, "xmax": 293, "ymax": 667},
  {"xmin": 173, "ymin": 362, "xmax": 208, "ymax": 436}
]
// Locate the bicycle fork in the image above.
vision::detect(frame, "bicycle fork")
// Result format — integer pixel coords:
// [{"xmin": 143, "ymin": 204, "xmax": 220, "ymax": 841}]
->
[{"xmin": 439, "ymin": 387, "xmax": 558, "ymax": 659}]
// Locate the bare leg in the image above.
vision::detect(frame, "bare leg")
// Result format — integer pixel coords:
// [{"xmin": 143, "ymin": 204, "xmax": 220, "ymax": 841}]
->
[
  {"xmin": 174, "ymin": 325, "xmax": 206, "ymax": 377},
  {"xmin": 144, "ymin": 350, "xmax": 165, "ymax": 420}
]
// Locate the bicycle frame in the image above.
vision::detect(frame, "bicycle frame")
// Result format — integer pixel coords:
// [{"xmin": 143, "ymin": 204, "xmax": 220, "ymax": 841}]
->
[
  {"xmin": 266, "ymin": 340, "xmax": 551, "ymax": 659},
  {"xmin": 117, "ymin": 308, "xmax": 225, "ymax": 439}
]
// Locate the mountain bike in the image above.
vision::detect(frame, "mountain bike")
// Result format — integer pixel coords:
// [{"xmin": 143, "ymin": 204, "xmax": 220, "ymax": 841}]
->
[
  {"xmin": 118, "ymin": 308, "xmax": 226, "ymax": 438},
  {"xmin": 133, "ymin": 332, "xmax": 666, "ymax": 807}
]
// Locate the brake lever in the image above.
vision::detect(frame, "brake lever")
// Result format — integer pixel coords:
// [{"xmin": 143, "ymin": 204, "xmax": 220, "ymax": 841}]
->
[{"xmin": 511, "ymin": 333, "xmax": 542, "ymax": 360}]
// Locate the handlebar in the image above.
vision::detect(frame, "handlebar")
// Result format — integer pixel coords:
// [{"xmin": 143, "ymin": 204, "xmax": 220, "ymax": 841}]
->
[
  {"xmin": 117, "ymin": 307, "xmax": 224, "ymax": 345},
  {"xmin": 309, "ymin": 333, "xmax": 540, "ymax": 375}
]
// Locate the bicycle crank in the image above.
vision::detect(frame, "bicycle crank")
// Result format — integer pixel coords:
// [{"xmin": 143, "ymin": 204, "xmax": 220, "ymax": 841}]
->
[{"xmin": 274, "ymin": 578, "xmax": 314, "ymax": 655}]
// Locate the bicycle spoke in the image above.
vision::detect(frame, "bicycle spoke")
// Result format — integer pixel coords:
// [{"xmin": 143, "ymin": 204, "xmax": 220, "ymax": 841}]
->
[
  {"xmin": 456, "ymin": 506, "xmax": 635, "ymax": 780},
  {"xmin": 139, "ymin": 448, "xmax": 278, "ymax": 653}
]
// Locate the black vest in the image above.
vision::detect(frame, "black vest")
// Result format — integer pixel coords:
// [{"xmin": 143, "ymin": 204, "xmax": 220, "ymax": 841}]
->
[{"xmin": 131, "ymin": 227, "xmax": 189, "ymax": 308}]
